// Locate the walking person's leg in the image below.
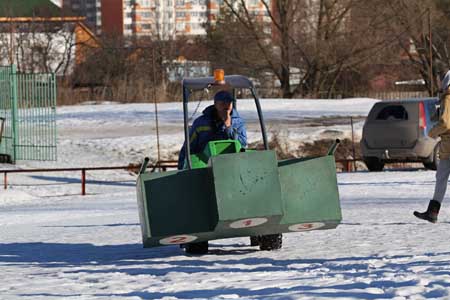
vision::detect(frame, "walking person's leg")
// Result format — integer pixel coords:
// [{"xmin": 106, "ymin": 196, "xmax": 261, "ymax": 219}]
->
[
  {"xmin": 432, "ymin": 159, "xmax": 450, "ymax": 203},
  {"xmin": 414, "ymin": 159, "xmax": 450, "ymax": 223}
]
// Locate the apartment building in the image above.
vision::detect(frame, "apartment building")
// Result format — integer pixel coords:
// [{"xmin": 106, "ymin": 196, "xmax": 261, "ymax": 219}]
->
[
  {"xmin": 124, "ymin": 0, "xmax": 215, "ymax": 37},
  {"xmin": 176, "ymin": 0, "xmax": 271, "ymax": 36},
  {"xmin": 63, "ymin": 0, "xmax": 270, "ymax": 38},
  {"xmin": 175, "ymin": 0, "xmax": 217, "ymax": 36},
  {"xmin": 125, "ymin": 0, "xmax": 175, "ymax": 38}
]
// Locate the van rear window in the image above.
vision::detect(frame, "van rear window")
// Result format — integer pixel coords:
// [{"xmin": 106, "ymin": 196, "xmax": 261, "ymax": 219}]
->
[{"xmin": 375, "ymin": 105, "xmax": 408, "ymax": 120}]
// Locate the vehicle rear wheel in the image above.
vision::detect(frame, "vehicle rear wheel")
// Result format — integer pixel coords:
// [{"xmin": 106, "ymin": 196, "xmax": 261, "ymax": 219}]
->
[
  {"xmin": 259, "ymin": 234, "xmax": 282, "ymax": 251},
  {"xmin": 184, "ymin": 241, "xmax": 209, "ymax": 255},
  {"xmin": 424, "ymin": 143, "xmax": 440, "ymax": 170},
  {"xmin": 363, "ymin": 157, "xmax": 385, "ymax": 171}
]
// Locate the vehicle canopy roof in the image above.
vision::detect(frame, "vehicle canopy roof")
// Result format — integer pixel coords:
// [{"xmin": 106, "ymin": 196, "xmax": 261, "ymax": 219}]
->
[{"xmin": 182, "ymin": 75, "xmax": 254, "ymax": 91}]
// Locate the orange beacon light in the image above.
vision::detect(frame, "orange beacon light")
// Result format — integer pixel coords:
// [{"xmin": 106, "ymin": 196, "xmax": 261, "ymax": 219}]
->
[{"xmin": 214, "ymin": 69, "xmax": 225, "ymax": 84}]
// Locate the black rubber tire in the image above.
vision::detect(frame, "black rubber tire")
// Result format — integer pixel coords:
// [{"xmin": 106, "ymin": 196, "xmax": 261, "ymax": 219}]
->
[
  {"xmin": 424, "ymin": 143, "xmax": 440, "ymax": 171},
  {"xmin": 363, "ymin": 157, "xmax": 385, "ymax": 171},
  {"xmin": 250, "ymin": 236, "xmax": 260, "ymax": 246},
  {"xmin": 259, "ymin": 234, "xmax": 282, "ymax": 251},
  {"xmin": 184, "ymin": 241, "xmax": 209, "ymax": 255}
]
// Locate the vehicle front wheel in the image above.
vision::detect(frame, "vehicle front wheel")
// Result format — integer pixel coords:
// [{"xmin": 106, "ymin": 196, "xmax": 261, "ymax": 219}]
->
[
  {"xmin": 363, "ymin": 157, "xmax": 385, "ymax": 171},
  {"xmin": 184, "ymin": 241, "xmax": 209, "ymax": 255},
  {"xmin": 424, "ymin": 143, "xmax": 440, "ymax": 170}
]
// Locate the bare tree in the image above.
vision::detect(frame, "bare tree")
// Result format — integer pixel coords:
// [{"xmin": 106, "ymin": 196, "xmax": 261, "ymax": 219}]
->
[
  {"xmin": 0, "ymin": 20, "xmax": 82, "ymax": 80},
  {"xmin": 72, "ymin": 31, "xmax": 194, "ymax": 103},
  {"xmin": 205, "ymin": 7, "xmax": 269, "ymax": 78},
  {"xmin": 207, "ymin": 0, "xmax": 399, "ymax": 98},
  {"xmin": 385, "ymin": 0, "xmax": 450, "ymax": 95}
]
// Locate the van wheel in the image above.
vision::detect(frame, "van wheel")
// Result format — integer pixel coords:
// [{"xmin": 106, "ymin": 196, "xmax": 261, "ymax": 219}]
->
[
  {"xmin": 424, "ymin": 143, "xmax": 440, "ymax": 170},
  {"xmin": 363, "ymin": 157, "xmax": 385, "ymax": 171}
]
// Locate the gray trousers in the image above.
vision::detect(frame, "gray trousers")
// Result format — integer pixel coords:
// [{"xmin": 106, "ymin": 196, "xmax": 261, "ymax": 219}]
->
[{"xmin": 433, "ymin": 159, "xmax": 450, "ymax": 203}]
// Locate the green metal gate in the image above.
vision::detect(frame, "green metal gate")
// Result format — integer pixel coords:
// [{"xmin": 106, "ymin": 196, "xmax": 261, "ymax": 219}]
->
[{"xmin": 0, "ymin": 65, "xmax": 57, "ymax": 163}]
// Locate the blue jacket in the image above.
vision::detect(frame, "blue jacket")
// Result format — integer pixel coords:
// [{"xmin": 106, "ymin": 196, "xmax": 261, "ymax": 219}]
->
[{"xmin": 178, "ymin": 105, "xmax": 247, "ymax": 169}]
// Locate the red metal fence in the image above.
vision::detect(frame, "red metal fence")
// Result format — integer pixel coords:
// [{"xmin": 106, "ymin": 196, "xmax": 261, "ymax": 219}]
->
[
  {"xmin": 1, "ymin": 159, "xmax": 422, "ymax": 196},
  {"xmin": 1, "ymin": 160, "xmax": 178, "ymax": 195}
]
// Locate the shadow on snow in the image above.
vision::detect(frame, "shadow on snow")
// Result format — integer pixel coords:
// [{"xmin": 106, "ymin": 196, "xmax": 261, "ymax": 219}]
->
[
  {"xmin": 2, "ymin": 241, "xmax": 450, "ymax": 299},
  {"xmin": 27, "ymin": 175, "xmax": 135, "ymax": 187}
]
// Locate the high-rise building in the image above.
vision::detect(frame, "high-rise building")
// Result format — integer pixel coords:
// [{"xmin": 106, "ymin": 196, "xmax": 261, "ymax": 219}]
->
[
  {"xmin": 126, "ymin": 0, "xmax": 175, "ymax": 38},
  {"xmin": 175, "ymin": 0, "xmax": 217, "ymax": 36},
  {"xmin": 64, "ymin": 0, "xmax": 270, "ymax": 39},
  {"xmin": 62, "ymin": 0, "xmax": 102, "ymax": 35}
]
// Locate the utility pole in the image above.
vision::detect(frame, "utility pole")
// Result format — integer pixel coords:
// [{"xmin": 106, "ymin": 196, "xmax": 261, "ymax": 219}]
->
[
  {"xmin": 152, "ymin": 47, "xmax": 161, "ymax": 171},
  {"xmin": 428, "ymin": 7, "xmax": 433, "ymax": 96}
]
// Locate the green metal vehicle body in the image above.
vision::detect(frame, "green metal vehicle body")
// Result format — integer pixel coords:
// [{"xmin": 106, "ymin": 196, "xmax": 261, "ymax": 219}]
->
[{"xmin": 136, "ymin": 75, "xmax": 342, "ymax": 248}]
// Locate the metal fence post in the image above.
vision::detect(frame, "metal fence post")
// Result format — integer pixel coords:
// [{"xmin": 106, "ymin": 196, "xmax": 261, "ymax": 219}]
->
[
  {"xmin": 350, "ymin": 116, "xmax": 357, "ymax": 171},
  {"xmin": 10, "ymin": 65, "xmax": 18, "ymax": 163},
  {"xmin": 81, "ymin": 169, "xmax": 86, "ymax": 196}
]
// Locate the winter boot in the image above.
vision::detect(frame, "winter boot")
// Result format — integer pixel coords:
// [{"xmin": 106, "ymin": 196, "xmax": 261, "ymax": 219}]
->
[{"xmin": 413, "ymin": 200, "xmax": 441, "ymax": 223}]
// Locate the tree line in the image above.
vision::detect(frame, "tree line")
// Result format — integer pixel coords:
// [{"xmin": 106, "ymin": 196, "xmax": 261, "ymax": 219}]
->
[
  {"xmin": 3, "ymin": 0, "xmax": 450, "ymax": 103},
  {"xmin": 206, "ymin": 0, "xmax": 450, "ymax": 98}
]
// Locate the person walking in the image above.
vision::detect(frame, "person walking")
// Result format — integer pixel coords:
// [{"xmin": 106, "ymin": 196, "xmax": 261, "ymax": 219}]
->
[{"xmin": 414, "ymin": 70, "xmax": 450, "ymax": 223}]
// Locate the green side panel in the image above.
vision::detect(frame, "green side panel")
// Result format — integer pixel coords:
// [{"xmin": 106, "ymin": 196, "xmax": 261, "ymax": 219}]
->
[
  {"xmin": 136, "ymin": 151, "xmax": 342, "ymax": 248},
  {"xmin": 278, "ymin": 155, "xmax": 342, "ymax": 224},
  {"xmin": 137, "ymin": 168, "xmax": 218, "ymax": 238},
  {"xmin": 210, "ymin": 150, "xmax": 283, "ymax": 221},
  {"xmin": 136, "ymin": 174, "xmax": 150, "ymax": 243}
]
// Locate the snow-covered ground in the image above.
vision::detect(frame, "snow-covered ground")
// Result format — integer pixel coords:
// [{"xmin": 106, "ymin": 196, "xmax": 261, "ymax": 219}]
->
[
  {"xmin": 52, "ymin": 98, "xmax": 377, "ymax": 167},
  {"xmin": 2, "ymin": 98, "xmax": 450, "ymax": 300}
]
